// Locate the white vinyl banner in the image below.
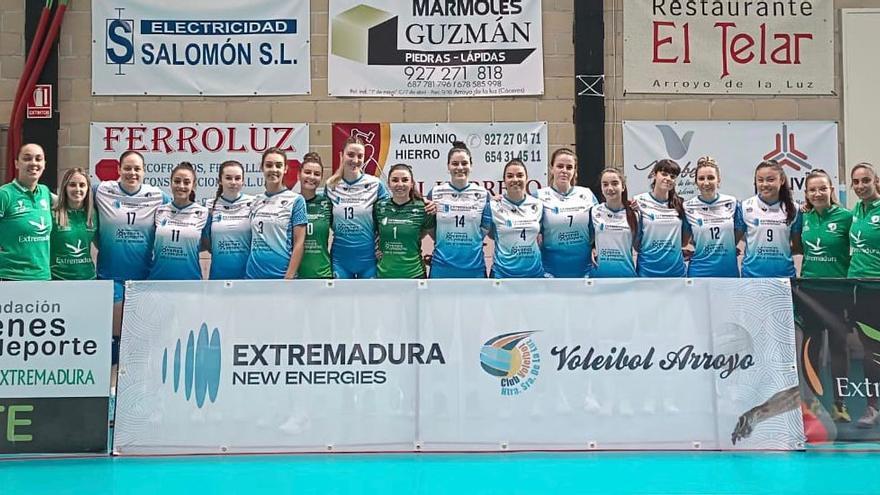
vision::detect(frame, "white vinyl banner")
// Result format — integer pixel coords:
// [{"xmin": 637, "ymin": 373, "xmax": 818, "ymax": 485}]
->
[
  {"xmin": 622, "ymin": 121, "xmax": 839, "ymax": 201},
  {"xmin": 114, "ymin": 279, "xmax": 803, "ymax": 454},
  {"xmin": 623, "ymin": 0, "xmax": 834, "ymax": 94},
  {"xmin": 328, "ymin": 0, "xmax": 544, "ymax": 97},
  {"xmin": 89, "ymin": 122, "xmax": 309, "ymax": 201},
  {"xmin": 92, "ymin": 0, "xmax": 310, "ymax": 95},
  {"xmin": 331, "ymin": 122, "xmax": 548, "ymax": 196},
  {"xmin": 0, "ymin": 281, "xmax": 112, "ymax": 399}
]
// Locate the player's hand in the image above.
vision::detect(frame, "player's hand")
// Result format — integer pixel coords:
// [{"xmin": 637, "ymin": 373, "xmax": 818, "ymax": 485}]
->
[
  {"xmin": 425, "ymin": 200, "xmax": 437, "ymax": 215},
  {"xmin": 423, "ymin": 254, "xmax": 432, "ymax": 266},
  {"xmin": 682, "ymin": 248, "xmax": 694, "ymax": 262},
  {"xmin": 731, "ymin": 410, "xmax": 755, "ymax": 445},
  {"xmin": 629, "ymin": 200, "xmax": 640, "ymax": 212},
  {"xmin": 376, "ymin": 249, "xmax": 383, "ymax": 261}
]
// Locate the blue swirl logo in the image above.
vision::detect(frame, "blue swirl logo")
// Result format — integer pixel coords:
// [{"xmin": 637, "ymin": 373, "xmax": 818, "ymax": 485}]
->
[
  {"xmin": 480, "ymin": 331, "xmax": 541, "ymax": 396},
  {"xmin": 162, "ymin": 323, "xmax": 222, "ymax": 408}
]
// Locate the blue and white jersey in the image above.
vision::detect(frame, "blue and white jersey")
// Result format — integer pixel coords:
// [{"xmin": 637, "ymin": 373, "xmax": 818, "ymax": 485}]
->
[
  {"xmin": 326, "ymin": 174, "xmax": 389, "ymax": 263},
  {"xmin": 634, "ymin": 192, "xmax": 686, "ymax": 278},
  {"xmin": 684, "ymin": 194, "xmax": 744, "ymax": 278},
  {"xmin": 245, "ymin": 189, "xmax": 308, "ymax": 279},
  {"xmin": 537, "ymin": 186, "xmax": 597, "ymax": 278},
  {"xmin": 149, "ymin": 202, "xmax": 208, "ymax": 280},
  {"xmin": 488, "ymin": 195, "xmax": 544, "ymax": 278},
  {"xmin": 589, "ymin": 203, "xmax": 637, "ymax": 278},
  {"xmin": 741, "ymin": 195, "xmax": 802, "ymax": 278},
  {"xmin": 205, "ymin": 194, "xmax": 254, "ymax": 280},
  {"xmin": 427, "ymin": 182, "xmax": 492, "ymax": 275},
  {"xmin": 94, "ymin": 181, "xmax": 169, "ymax": 282}
]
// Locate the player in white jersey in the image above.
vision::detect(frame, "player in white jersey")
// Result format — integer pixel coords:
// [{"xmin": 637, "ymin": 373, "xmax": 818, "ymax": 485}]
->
[
  {"xmin": 589, "ymin": 168, "xmax": 638, "ymax": 278},
  {"xmin": 634, "ymin": 159, "xmax": 688, "ymax": 278},
  {"xmin": 245, "ymin": 147, "xmax": 307, "ymax": 279},
  {"xmin": 325, "ymin": 137, "xmax": 389, "ymax": 278},
  {"xmin": 487, "ymin": 159, "xmax": 544, "ymax": 278},
  {"xmin": 204, "ymin": 160, "xmax": 253, "ymax": 280},
  {"xmin": 427, "ymin": 141, "xmax": 492, "ymax": 278},
  {"xmin": 149, "ymin": 162, "xmax": 209, "ymax": 280},
  {"xmin": 93, "ymin": 150, "xmax": 169, "ymax": 338},
  {"xmin": 537, "ymin": 148, "xmax": 598, "ymax": 278},
  {"xmin": 683, "ymin": 156, "xmax": 744, "ymax": 277},
  {"xmin": 741, "ymin": 160, "xmax": 802, "ymax": 278}
]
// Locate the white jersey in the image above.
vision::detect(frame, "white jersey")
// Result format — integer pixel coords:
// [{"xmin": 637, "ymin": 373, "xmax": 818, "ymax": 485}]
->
[
  {"xmin": 205, "ymin": 194, "xmax": 254, "ymax": 280},
  {"xmin": 634, "ymin": 192, "xmax": 686, "ymax": 278},
  {"xmin": 536, "ymin": 186, "xmax": 597, "ymax": 278},
  {"xmin": 427, "ymin": 182, "xmax": 492, "ymax": 276},
  {"xmin": 683, "ymin": 194, "xmax": 743, "ymax": 278},
  {"xmin": 589, "ymin": 203, "xmax": 637, "ymax": 278},
  {"xmin": 741, "ymin": 195, "xmax": 802, "ymax": 278},
  {"xmin": 488, "ymin": 195, "xmax": 544, "ymax": 278},
  {"xmin": 325, "ymin": 174, "xmax": 388, "ymax": 265},
  {"xmin": 149, "ymin": 202, "xmax": 209, "ymax": 280},
  {"xmin": 245, "ymin": 189, "xmax": 308, "ymax": 279}
]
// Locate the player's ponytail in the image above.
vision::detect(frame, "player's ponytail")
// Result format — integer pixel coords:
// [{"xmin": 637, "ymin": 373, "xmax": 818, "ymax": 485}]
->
[
  {"xmin": 447, "ymin": 140, "xmax": 471, "ymax": 164},
  {"xmin": 756, "ymin": 160, "xmax": 796, "ymax": 224}
]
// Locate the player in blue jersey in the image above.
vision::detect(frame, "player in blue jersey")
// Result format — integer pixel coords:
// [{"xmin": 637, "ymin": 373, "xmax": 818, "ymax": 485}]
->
[
  {"xmin": 205, "ymin": 160, "xmax": 253, "ymax": 279},
  {"xmin": 487, "ymin": 159, "xmax": 544, "ymax": 278},
  {"xmin": 94, "ymin": 150, "xmax": 170, "ymax": 336},
  {"xmin": 149, "ymin": 162, "xmax": 208, "ymax": 280},
  {"xmin": 683, "ymin": 156, "xmax": 744, "ymax": 277},
  {"xmin": 634, "ymin": 159, "xmax": 688, "ymax": 277},
  {"xmin": 245, "ymin": 147, "xmax": 307, "ymax": 279},
  {"xmin": 325, "ymin": 137, "xmax": 389, "ymax": 279},
  {"xmin": 741, "ymin": 160, "xmax": 802, "ymax": 278},
  {"xmin": 427, "ymin": 141, "xmax": 492, "ymax": 278},
  {"xmin": 589, "ymin": 168, "xmax": 638, "ymax": 278},
  {"xmin": 537, "ymin": 148, "xmax": 598, "ymax": 278}
]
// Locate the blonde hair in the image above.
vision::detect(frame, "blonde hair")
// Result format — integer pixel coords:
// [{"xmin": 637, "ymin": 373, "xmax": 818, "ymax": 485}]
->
[
  {"xmin": 803, "ymin": 169, "xmax": 838, "ymax": 210},
  {"xmin": 54, "ymin": 168, "xmax": 95, "ymax": 229},
  {"xmin": 327, "ymin": 137, "xmax": 365, "ymax": 189}
]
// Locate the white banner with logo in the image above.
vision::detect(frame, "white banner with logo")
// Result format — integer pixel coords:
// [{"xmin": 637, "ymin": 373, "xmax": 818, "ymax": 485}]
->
[
  {"xmin": 92, "ymin": 0, "xmax": 310, "ymax": 95},
  {"xmin": 332, "ymin": 122, "xmax": 548, "ymax": 196},
  {"xmin": 114, "ymin": 279, "xmax": 802, "ymax": 454},
  {"xmin": 89, "ymin": 122, "xmax": 309, "ymax": 201},
  {"xmin": 328, "ymin": 0, "xmax": 544, "ymax": 97},
  {"xmin": 623, "ymin": 121, "xmax": 839, "ymax": 201},
  {"xmin": 623, "ymin": 0, "xmax": 833, "ymax": 94}
]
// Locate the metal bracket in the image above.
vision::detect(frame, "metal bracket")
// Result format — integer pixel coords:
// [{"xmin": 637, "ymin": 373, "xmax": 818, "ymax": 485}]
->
[{"xmin": 577, "ymin": 74, "xmax": 605, "ymax": 97}]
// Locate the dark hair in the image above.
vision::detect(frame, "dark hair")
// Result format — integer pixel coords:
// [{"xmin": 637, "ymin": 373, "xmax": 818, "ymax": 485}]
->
[
  {"xmin": 803, "ymin": 169, "xmax": 838, "ymax": 211},
  {"xmin": 303, "ymin": 151, "xmax": 323, "ymax": 167},
  {"xmin": 209, "ymin": 160, "xmax": 244, "ymax": 216},
  {"xmin": 447, "ymin": 140, "xmax": 471, "ymax": 164},
  {"xmin": 549, "ymin": 147, "xmax": 577, "ymax": 185},
  {"xmin": 755, "ymin": 160, "xmax": 796, "ymax": 224},
  {"xmin": 261, "ymin": 147, "xmax": 287, "ymax": 166},
  {"xmin": 387, "ymin": 163, "xmax": 423, "ymax": 201},
  {"xmin": 119, "ymin": 150, "xmax": 145, "ymax": 165},
  {"xmin": 852, "ymin": 162, "xmax": 877, "ymax": 180},
  {"xmin": 651, "ymin": 159, "xmax": 685, "ymax": 219},
  {"xmin": 503, "ymin": 158, "xmax": 527, "ymax": 178},
  {"xmin": 172, "ymin": 161, "xmax": 197, "ymax": 203},
  {"xmin": 599, "ymin": 168, "xmax": 638, "ymax": 237}
]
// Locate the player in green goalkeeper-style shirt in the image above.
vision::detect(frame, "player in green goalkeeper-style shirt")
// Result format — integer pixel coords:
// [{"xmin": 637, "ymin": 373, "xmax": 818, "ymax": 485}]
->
[
  {"xmin": 373, "ymin": 164, "xmax": 435, "ymax": 279},
  {"xmin": 297, "ymin": 152, "xmax": 333, "ymax": 279}
]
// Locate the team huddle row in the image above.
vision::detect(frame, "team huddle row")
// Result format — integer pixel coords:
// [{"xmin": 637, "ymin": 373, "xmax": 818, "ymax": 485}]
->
[{"xmin": 2, "ymin": 140, "xmax": 880, "ymax": 296}]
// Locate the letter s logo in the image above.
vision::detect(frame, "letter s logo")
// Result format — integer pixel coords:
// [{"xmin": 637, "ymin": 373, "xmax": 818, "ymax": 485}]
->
[{"xmin": 105, "ymin": 18, "xmax": 134, "ymax": 65}]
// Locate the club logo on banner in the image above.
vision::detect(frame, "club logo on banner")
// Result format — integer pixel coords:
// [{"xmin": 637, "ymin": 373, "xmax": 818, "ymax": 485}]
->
[
  {"xmin": 623, "ymin": 121, "xmax": 838, "ymax": 201},
  {"xmin": 623, "ymin": 0, "xmax": 833, "ymax": 94},
  {"xmin": 332, "ymin": 122, "xmax": 548, "ymax": 196},
  {"xmin": 162, "ymin": 323, "xmax": 221, "ymax": 408},
  {"xmin": 89, "ymin": 122, "xmax": 309, "ymax": 201},
  {"xmin": 328, "ymin": 0, "xmax": 544, "ymax": 97},
  {"xmin": 92, "ymin": 0, "xmax": 310, "ymax": 95},
  {"xmin": 480, "ymin": 332, "xmax": 541, "ymax": 396}
]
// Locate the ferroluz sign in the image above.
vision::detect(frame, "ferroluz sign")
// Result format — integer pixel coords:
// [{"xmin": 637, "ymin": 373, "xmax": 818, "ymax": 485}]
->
[
  {"xmin": 89, "ymin": 122, "xmax": 309, "ymax": 201},
  {"xmin": 623, "ymin": 0, "xmax": 833, "ymax": 94},
  {"xmin": 328, "ymin": 0, "xmax": 544, "ymax": 97},
  {"xmin": 92, "ymin": 0, "xmax": 310, "ymax": 95}
]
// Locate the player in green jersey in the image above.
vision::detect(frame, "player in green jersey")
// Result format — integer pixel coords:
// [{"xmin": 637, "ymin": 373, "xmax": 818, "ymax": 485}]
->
[
  {"xmin": 51, "ymin": 168, "xmax": 98, "ymax": 280},
  {"xmin": 796, "ymin": 170, "xmax": 853, "ymax": 422},
  {"xmin": 0, "ymin": 143, "xmax": 53, "ymax": 281},
  {"xmin": 374, "ymin": 164, "xmax": 435, "ymax": 279},
  {"xmin": 298, "ymin": 152, "xmax": 333, "ymax": 279}
]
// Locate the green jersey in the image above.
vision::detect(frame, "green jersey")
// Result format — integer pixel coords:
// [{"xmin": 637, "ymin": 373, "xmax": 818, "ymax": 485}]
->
[
  {"xmin": 849, "ymin": 198, "xmax": 880, "ymax": 278},
  {"xmin": 801, "ymin": 205, "xmax": 852, "ymax": 278},
  {"xmin": 0, "ymin": 181, "xmax": 52, "ymax": 280},
  {"xmin": 299, "ymin": 194, "xmax": 332, "ymax": 279},
  {"xmin": 374, "ymin": 198, "xmax": 434, "ymax": 279},
  {"xmin": 51, "ymin": 208, "xmax": 98, "ymax": 280}
]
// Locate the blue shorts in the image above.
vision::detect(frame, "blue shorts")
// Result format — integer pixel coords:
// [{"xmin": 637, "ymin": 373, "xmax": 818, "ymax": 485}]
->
[
  {"xmin": 332, "ymin": 258, "xmax": 377, "ymax": 279},
  {"xmin": 429, "ymin": 264, "xmax": 486, "ymax": 279},
  {"xmin": 113, "ymin": 281, "xmax": 125, "ymax": 303}
]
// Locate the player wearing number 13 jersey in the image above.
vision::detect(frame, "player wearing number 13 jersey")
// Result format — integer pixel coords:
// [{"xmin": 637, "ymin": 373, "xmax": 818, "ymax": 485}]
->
[{"xmin": 488, "ymin": 159, "xmax": 544, "ymax": 278}]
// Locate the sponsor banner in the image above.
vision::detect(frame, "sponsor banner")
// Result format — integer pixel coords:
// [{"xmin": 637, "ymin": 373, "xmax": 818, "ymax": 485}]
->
[
  {"xmin": 328, "ymin": 0, "xmax": 544, "ymax": 97},
  {"xmin": 793, "ymin": 279, "xmax": 880, "ymax": 447},
  {"xmin": 0, "ymin": 281, "xmax": 112, "ymax": 455},
  {"xmin": 114, "ymin": 279, "xmax": 802, "ymax": 454},
  {"xmin": 623, "ymin": 0, "xmax": 833, "ymax": 94},
  {"xmin": 89, "ymin": 122, "xmax": 309, "ymax": 201},
  {"xmin": 92, "ymin": 0, "xmax": 310, "ymax": 95},
  {"xmin": 332, "ymin": 122, "xmax": 548, "ymax": 196},
  {"xmin": 623, "ymin": 121, "xmax": 838, "ymax": 201}
]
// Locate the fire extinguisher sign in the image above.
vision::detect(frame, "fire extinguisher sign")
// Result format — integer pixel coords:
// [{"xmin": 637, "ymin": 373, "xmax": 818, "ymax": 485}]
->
[{"xmin": 27, "ymin": 84, "xmax": 52, "ymax": 119}]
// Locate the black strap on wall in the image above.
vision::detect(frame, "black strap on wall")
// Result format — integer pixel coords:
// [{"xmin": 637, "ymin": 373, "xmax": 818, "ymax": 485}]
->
[
  {"xmin": 24, "ymin": 1, "xmax": 60, "ymax": 191},
  {"xmin": 574, "ymin": 1, "xmax": 605, "ymax": 191}
]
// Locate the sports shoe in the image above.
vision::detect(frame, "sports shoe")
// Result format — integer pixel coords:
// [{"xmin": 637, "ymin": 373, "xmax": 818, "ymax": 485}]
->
[
  {"xmin": 831, "ymin": 402, "xmax": 851, "ymax": 423},
  {"xmin": 856, "ymin": 406, "xmax": 879, "ymax": 429}
]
